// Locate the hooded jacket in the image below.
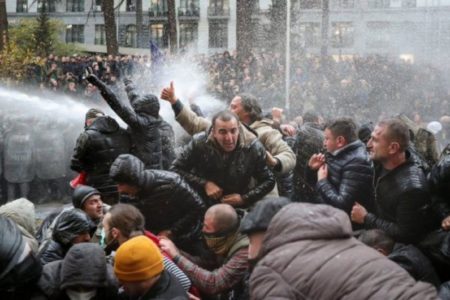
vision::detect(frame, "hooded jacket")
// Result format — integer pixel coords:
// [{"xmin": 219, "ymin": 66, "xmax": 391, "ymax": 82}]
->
[
  {"xmin": 87, "ymin": 75, "xmax": 163, "ymax": 169},
  {"xmin": 171, "ymin": 124, "xmax": 275, "ymax": 208},
  {"xmin": 36, "ymin": 243, "xmax": 118, "ymax": 300},
  {"xmin": 0, "ymin": 198, "xmax": 39, "ymax": 253},
  {"xmin": 110, "ymin": 154, "xmax": 205, "ymax": 238},
  {"xmin": 38, "ymin": 209, "xmax": 93, "ymax": 265},
  {"xmin": 250, "ymin": 203, "xmax": 438, "ymax": 300}
]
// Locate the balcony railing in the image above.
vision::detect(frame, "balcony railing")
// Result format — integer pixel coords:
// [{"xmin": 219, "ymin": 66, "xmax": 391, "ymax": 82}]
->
[
  {"xmin": 178, "ymin": 7, "xmax": 200, "ymax": 17},
  {"xmin": 207, "ymin": 6, "xmax": 230, "ymax": 17}
]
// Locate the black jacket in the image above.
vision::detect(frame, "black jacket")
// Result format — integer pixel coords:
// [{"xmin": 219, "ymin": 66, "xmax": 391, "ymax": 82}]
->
[
  {"xmin": 389, "ymin": 243, "xmax": 440, "ymax": 287},
  {"xmin": 428, "ymin": 145, "xmax": 450, "ymax": 221},
  {"xmin": 38, "ymin": 209, "xmax": 93, "ymax": 265},
  {"xmin": 71, "ymin": 116, "xmax": 130, "ymax": 197},
  {"xmin": 171, "ymin": 129, "xmax": 275, "ymax": 208},
  {"xmin": 276, "ymin": 137, "xmax": 295, "ymax": 199},
  {"xmin": 292, "ymin": 123, "xmax": 324, "ymax": 203},
  {"xmin": 159, "ymin": 120, "xmax": 176, "ymax": 170},
  {"xmin": 364, "ymin": 153, "xmax": 438, "ymax": 244},
  {"xmin": 141, "ymin": 271, "xmax": 188, "ymax": 300},
  {"xmin": 87, "ymin": 75, "xmax": 162, "ymax": 169},
  {"xmin": 110, "ymin": 154, "xmax": 205, "ymax": 238},
  {"xmin": 313, "ymin": 140, "xmax": 374, "ymax": 215}
]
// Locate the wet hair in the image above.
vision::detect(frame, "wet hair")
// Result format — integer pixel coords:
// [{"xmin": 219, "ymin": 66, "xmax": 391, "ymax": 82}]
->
[
  {"xmin": 303, "ymin": 111, "xmax": 319, "ymax": 124},
  {"xmin": 359, "ymin": 229, "xmax": 395, "ymax": 255},
  {"xmin": 325, "ymin": 118, "xmax": 357, "ymax": 144},
  {"xmin": 211, "ymin": 110, "xmax": 240, "ymax": 128},
  {"xmin": 237, "ymin": 93, "xmax": 262, "ymax": 123},
  {"xmin": 107, "ymin": 204, "xmax": 145, "ymax": 238},
  {"xmin": 378, "ymin": 118, "xmax": 410, "ymax": 152}
]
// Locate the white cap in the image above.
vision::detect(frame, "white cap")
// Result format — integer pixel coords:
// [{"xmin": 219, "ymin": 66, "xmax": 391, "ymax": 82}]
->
[{"xmin": 427, "ymin": 121, "xmax": 442, "ymax": 135}]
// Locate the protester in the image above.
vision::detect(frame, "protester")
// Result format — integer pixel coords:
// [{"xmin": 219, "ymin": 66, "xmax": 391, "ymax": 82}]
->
[
  {"xmin": 171, "ymin": 110, "xmax": 275, "ymax": 208},
  {"xmin": 114, "ymin": 236, "xmax": 188, "ymax": 299}
]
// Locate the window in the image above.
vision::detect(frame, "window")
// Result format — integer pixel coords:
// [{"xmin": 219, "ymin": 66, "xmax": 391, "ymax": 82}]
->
[
  {"xmin": 94, "ymin": 0, "xmax": 102, "ymax": 11},
  {"xmin": 150, "ymin": 23, "xmax": 168, "ymax": 48},
  {"xmin": 332, "ymin": 0, "xmax": 354, "ymax": 9},
  {"xmin": 125, "ymin": 25, "xmax": 137, "ymax": 47},
  {"xmin": 150, "ymin": 0, "xmax": 168, "ymax": 16},
  {"xmin": 66, "ymin": 25, "xmax": 84, "ymax": 43},
  {"xmin": 208, "ymin": 0, "xmax": 229, "ymax": 16},
  {"xmin": 298, "ymin": 22, "xmax": 320, "ymax": 48},
  {"xmin": 16, "ymin": 0, "xmax": 28, "ymax": 12},
  {"xmin": 366, "ymin": 22, "xmax": 390, "ymax": 48},
  {"xmin": 401, "ymin": 0, "xmax": 416, "ymax": 7},
  {"xmin": 126, "ymin": 0, "xmax": 136, "ymax": 12},
  {"xmin": 180, "ymin": 23, "xmax": 198, "ymax": 48},
  {"xmin": 179, "ymin": 0, "xmax": 199, "ymax": 16},
  {"xmin": 299, "ymin": 0, "xmax": 321, "ymax": 9},
  {"xmin": 95, "ymin": 25, "xmax": 105, "ymax": 45},
  {"xmin": 209, "ymin": 21, "xmax": 227, "ymax": 48},
  {"xmin": 331, "ymin": 22, "xmax": 354, "ymax": 48},
  {"xmin": 368, "ymin": 0, "xmax": 390, "ymax": 8},
  {"xmin": 38, "ymin": 0, "xmax": 56, "ymax": 12},
  {"xmin": 67, "ymin": 0, "xmax": 84, "ymax": 12}
]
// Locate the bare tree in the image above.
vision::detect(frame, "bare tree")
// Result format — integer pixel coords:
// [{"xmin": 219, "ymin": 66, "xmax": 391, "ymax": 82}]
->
[
  {"xmin": 136, "ymin": 0, "xmax": 143, "ymax": 48},
  {"xmin": 102, "ymin": 0, "xmax": 118, "ymax": 55},
  {"xmin": 0, "ymin": 0, "xmax": 8, "ymax": 51},
  {"xmin": 236, "ymin": 0, "xmax": 256, "ymax": 58},
  {"xmin": 167, "ymin": 0, "xmax": 177, "ymax": 53}
]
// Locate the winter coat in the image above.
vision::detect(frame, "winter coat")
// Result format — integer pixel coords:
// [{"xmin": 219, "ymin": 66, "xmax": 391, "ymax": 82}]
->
[
  {"xmin": 35, "ymin": 243, "xmax": 119, "ymax": 300},
  {"xmin": 0, "ymin": 215, "xmax": 42, "ymax": 298},
  {"xmin": 428, "ymin": 144, "xmax": 450, "ymax": 221},
  {"xmin": 312, "ymin": 140, "xmax": 374, "ymax": 215},
  {"xmin": 71, "ymin": 116, "xmax": 130, "ymax": 199},
  {"xmin": 0, "ymin": 198, "xmax": 39, "ymax": 253},
  {"xmin": 173, "ymin": 102, "xmax": 295, "ymax": 174},
  {"xmin": 292, "ymin": 123, "xmax": 324, "ymax": 203},
  {"xmin": 250, "ymin": 203, "xmax": 438, "ymax": 300},
  {"xmin": 389, "ymin": 243, "xmax": 440, "ymax": 287},
  {"xmin": 171, "ymin": 127, "xmax": 275, "ymax": 208},
  {"xmin": 38, "ymin": 209, "xmax": 93, "ymax": 265},
  {"xmin": 159, "ymin": 119, "xmax": 176, "ymax": 170},
  {"xmin": 274, "ymin": 136, "xmax": 295, "ymax": 199},
  {"xmin": 109, "ymin": 154, "xmax": 205, "ymax": 238},
  {"xmin": 364, "ymin": 152, "xmax": 438, "ymax": 244},
  {"xmin": 140, "ymin": 271, "xmax": 188, "ymax": 300},
  {"xmin": 87, "ymin": 75, "xmax": 162, "ymax": 169}
]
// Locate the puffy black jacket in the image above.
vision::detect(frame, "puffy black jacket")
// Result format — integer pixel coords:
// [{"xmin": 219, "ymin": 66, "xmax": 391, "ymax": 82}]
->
[
  {"xmin": 364, "ymin": 153, "xmax": 439, "ymax": 244},
  {"xmin": 389, "ymin": 243, "xmax": 441, "ymax": 287},
  {"xmin": 428, "ymin": 144, "xmax": 450, "ymax": 221},
  {"xmin": 38, "ymin": 209, "xmax": 93, "ymax": 265},
  {"xmin": 292, "ymin": 123, "xmax": 324, "ymax": 203},
  {"xmin": 71, "ymin": 116, "xmax": 130, "ymax": 198},
  {"xmin": 171, "ymin": 129, "xmax": 275, "ymax": 208},
  {"xmin": 159, "ymin": 119, "xmax": 176, "ymax": 170},
  {"xmin": 87, "ymin": 74, "xmax": 162, "ymax": 169},
  {"xmin": 314, "ymin": 140, "xmax": 374, "ymax": 215},
  {"xmin": 110, "ymin": 154, "xmax": 205, "ymax": 238}
]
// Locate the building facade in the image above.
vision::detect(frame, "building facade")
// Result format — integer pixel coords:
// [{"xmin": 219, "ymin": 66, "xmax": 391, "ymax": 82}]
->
[{"xmin": 6, "ymin": 0, "xmax": 450, "ymax": 63}]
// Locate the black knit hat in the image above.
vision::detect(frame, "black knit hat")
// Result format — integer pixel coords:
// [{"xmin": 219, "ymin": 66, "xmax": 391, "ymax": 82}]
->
[{"xmin": 72, "ymin": 185, "xmax": 101, "ymax": 209}]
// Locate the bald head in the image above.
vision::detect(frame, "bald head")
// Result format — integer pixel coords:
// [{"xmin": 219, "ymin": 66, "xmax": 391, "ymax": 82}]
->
[{"xmin": 204, "ymin": 204, "xmax": 238, "ymax": 234}]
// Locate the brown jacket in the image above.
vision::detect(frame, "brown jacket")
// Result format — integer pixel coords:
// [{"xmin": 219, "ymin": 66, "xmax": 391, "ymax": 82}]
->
[{"xmin": 250, "ymin": 203, "xmax": 438, "ymax": 300}]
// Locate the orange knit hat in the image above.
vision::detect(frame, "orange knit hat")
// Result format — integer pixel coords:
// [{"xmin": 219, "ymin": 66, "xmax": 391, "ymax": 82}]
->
[{"xmin": 114, "ymin": 236, "xmax": 164, "ymax": 282}]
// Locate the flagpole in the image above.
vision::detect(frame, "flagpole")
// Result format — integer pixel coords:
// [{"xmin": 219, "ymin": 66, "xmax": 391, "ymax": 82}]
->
[{"xmin": 285, "ymin": 0, "xmax": 291, "ymax": 111}]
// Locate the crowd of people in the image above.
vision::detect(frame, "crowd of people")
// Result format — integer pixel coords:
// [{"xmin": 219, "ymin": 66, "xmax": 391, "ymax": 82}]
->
[{"xmin": 0, "ymin": 49, "xmax": 450, "ymax": 299}]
